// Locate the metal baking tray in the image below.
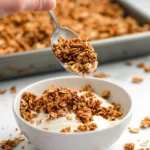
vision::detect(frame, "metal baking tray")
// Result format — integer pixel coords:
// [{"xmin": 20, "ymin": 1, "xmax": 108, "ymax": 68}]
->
[{"xmin": 0, "ymin": 0, "xmax": 150, "ymax": 80}]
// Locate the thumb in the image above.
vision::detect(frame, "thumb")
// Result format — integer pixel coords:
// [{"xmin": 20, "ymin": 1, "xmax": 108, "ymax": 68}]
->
[{"xmin": 22, "ymin": 0, "xmax": 56, "ymax": 11}]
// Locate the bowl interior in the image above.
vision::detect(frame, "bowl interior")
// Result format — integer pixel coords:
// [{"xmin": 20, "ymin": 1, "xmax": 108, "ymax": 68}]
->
[{"xmin": 14, "ymin": 77, "xmax": 132, "ymax": 121}]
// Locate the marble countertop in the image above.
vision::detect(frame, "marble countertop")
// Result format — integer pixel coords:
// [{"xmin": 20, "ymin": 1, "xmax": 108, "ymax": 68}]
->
[{"xmin": 1, "ymin": 54, "xmax": 150, "ymax": 149}]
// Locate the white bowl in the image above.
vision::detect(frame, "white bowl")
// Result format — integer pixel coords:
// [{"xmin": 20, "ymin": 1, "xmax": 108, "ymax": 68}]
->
[{"xmin": 13, "ymin": 76, "xmax": 132, "ymax": 150}]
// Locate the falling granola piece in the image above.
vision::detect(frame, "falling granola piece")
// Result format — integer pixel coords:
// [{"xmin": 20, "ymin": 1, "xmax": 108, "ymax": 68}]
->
[
  {"xmin": 128, "ymin": 127, "xmax": 139, "ymax": 133},
  {"xmin": 101, "ymin": 91, "xmax": 110, "ymax": 99},
  {"xmin": 132, "ymin": 77, "xmax": 143, "ymax": 83},
  {"xmin": 137, "ymin": 62, "xmax": 145, "ymax": 68},
  {"xmin": 94, "ymin": 73, "xmax": 110, "ymax": 78},
  {"xmin": 11, "ymin": 86, "xmax": 17, "ymax": 93},
  {"xmin": 0, "ymin": 89, "xmax": 6, "ymax": 94},
  {"xmin": 124, "ymin": 143, "xmax": 135, "ymax": 150},
  {"xmin": 52, "ymin": 37, "xmax": 98, "ymax": 76}
]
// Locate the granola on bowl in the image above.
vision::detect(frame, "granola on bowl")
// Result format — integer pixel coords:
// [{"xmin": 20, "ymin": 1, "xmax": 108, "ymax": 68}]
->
[{"xmin": 20, "ymin": 84, "xmax": 123, "ymax": 133}]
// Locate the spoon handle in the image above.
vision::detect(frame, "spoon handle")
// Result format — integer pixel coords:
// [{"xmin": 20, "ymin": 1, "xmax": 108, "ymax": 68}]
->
[{"xmin": 48, "ymin": 10, "xmax": 60, "ymax": 29}]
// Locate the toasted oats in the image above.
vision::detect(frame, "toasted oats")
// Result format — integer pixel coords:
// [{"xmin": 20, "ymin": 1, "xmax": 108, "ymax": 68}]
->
[
  {"xmin": 94, "ymin": 73, "xmax": 110, "ymax": 78},
  {"xmin": 20, "ymin": 85, "xmax": 123, "ymax": 132},
  {"xmin": 125, "ymin": 61, "xmax": 132, "ymax": 66},
  {"xmin": 60, "ymin": 127, "xmax": 71, "ymax": 133},
  {"xmin": 53, "ymin": 37, "xmax": 98, "ymax": 75},
  {"xmin": 0, "ymin": 89, "xmax": 6, "ymax": 94},
  {"xmin": 140, "ymin": 141, "xmax": 148, "ymax": 147},
  {"xmin": 124, "ymin": 143, "xmax": 135, "ymax": 150},
  {"xmin": 128, "ymin": 127, "xmax": 139, "ymax": 133},
  {"xmin": 0, "ymin": 136, "xmax": 25, "ymax": 150},
  {"xmin": 66, "ymin": 116, "xmax": 72, "ymax": 120},
  {"xmin": 101, "ymin": 91, "xmax": 110, "ymax": 99},
  {"xmin": 78, "ymin": 123, "xmax": 97, "ymax": 132},
  {"xmin": 0, "ymin": 0, "xmax": 149, "ymax": 56},
  {"xmin": 141, "ymin": 117, "xmax": 150, "ymax": 128},
  {"xmin": 73, "ymin": 130, "xmax": 79, "ymax": 133},
  {"xmin": 132, "ymin": 77, "xmax": 143, "ymax": 83},
  {"xmin": 137, "ymin": 62, "xmax": 145, "ymax": 68},
  {"xmin": 144, "ymin": 67, "xmax": 150, "ymax": 72},
  {"xmin": 11, "ymin": 86, "xmax": 17, "ymax": 93}
]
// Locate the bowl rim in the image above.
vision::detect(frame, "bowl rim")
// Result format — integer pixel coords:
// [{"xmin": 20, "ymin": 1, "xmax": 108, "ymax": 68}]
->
[{"xmin": 13, "ymin": 76, "xmax": 133, "ymax": 135}]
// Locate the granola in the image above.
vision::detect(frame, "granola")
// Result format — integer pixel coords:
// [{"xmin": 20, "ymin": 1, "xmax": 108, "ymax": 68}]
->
[
  {"xmin": 0, "ymin": 89, "xmax": 6, "ymax": 94},
  {"xmin": 124, "ymin": 143, "xmax": 135, "ymax": 150},
  {"xmin": 0, "ymin": 136, "xmax": 25, "ymax": 150},
  {"xmin": 140, "ymin": 117, "xmax": 150, "ymax": 128},
  {"xmin": 52, "ymin": 37, "xmax": 98, "ymax": 75},
  {"xmin": 132, "ymin": 77, "xmax": 143, "ymax": 83},
  {"xmin": 0, "ymin": 0, "xmax": 149, "ymax": 55},
  {"xmin": 128, "ymin": 127, "xmax": 139, "ymax": 133},
  {"xmin": 11, "ymin": 86, "xmax": 17, "ymax": 94},
  {"xmin": 20, "ymin": 84, "xmax": 123, "ymax": 132},
  {"xmin": 137, "ymin": 62, "xmax": 145, "ymax": 68}
]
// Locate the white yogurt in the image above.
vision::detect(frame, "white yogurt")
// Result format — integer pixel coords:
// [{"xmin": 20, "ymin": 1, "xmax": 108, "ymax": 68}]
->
[{"xmin": 31, "ymin": 92, "xmax": 120, "ymax": 132}]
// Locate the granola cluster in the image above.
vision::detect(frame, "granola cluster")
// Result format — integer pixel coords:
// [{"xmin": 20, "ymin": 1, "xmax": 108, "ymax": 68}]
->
[
  {"xmin": 0, "ymin": 136, "xmax": 25, "ymax": 150},
  {"xmin": 0, "ymin": 0, "xmax": 149, "ymax": 55},
  {"xmin": 53, "ymin": 37, "xmax": 98, "ymax": 75},
  {"xmin": 140, "ymin": 117, "xmax": 150, "ymax": 128},
  {"xmin": 124, "ymin": 143, "xmax": 135, "ymax": 150},
  {"xmin": 20, "ymin": 84, "xmax": 123, "ymax": 132}
]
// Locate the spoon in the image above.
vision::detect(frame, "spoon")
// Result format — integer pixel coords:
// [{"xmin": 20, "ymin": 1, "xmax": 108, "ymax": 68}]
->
[{"xmin": 48, "ymin": 10, "xmax": 78, "ymax": 72}]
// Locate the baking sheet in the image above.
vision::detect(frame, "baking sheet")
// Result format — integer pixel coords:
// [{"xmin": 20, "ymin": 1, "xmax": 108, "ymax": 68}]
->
[{"xmin": 0, "ymin": 0, "xmax": 150, "ymax": 80}]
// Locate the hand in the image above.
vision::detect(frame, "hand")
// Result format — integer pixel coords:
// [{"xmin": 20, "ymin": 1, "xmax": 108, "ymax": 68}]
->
[{"xmin": 0, "ymin": 0, "xmax": 56, "ymax": 18}]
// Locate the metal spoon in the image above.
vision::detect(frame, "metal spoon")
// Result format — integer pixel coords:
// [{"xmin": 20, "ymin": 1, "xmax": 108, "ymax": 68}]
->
[{"xmin": 48, "ymin": 10, "xmax": 78, "ymax": 72}]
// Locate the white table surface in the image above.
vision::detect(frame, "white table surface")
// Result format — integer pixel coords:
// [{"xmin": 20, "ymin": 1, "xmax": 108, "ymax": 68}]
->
[{"xmin": 1, "ymin": 54, "xmax": 150, "ymax": 150}]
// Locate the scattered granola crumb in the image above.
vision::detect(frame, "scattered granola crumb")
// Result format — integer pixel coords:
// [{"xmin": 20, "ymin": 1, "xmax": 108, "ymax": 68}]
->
[
  {"xmin": 21, "ymin": 146, "xmax": 25, "ymax": 149},
  {"xmin": 128, "ymin": 127, "xmax": 139, "ymax": 133},
  {"xmin": 15, "ymin": 128, "xmax": 18, "ymax": 131},
  {"xmin": 28, "ymin": 141, "xmax": 31, "ymax": 144},
  {"xmin": 125, "ymin": 61, "xmax": 132, "ymax": 66},
  {"xmin": 66, "ymin": 116, "xmax": 72, "ymax": 120},
  {"xmin": 141, "ymin": 117, "xmax": 150, "ymax": 128},
  {"xmin": 132, "ymin": 77, "xmax": 143, "ymax": 83},
  {"xmin": 60, "ymin": 127, "xmax": 71, "ymax": 133},
  {"xmin": 94, "ymin": 73, "xmax": 110, "ymax": 78},
  {"xmin": 137, "ymin": 62, "xmax": 145, "ymax": 68},
  {"xmin": 124, "ymin": 143, "xmax": 135, "ymax": 150},
  {"xmin": 101, "ymin": 91, "xmax": 110, "ymax": 99},
  {"xmin": 140, "ymin": 141, "xmax": 148, "ymax": 147},
  {"xmin": 0, "ymin": 136, "xmax": 25, "ymax": 150},
  {"xmin": 0, "ymin": 89, "xmax": 6, "ymax": 95},
  {"xmin": 9, "ymin": 134, "xmax": 12, "ymax": 137},
  {"xmin": 53, "ymin": 37, "xmax": 98, "ymax": 76},
  {"xmin": 11, "ymin": 86, "xmax": 17, "ymax": 94},
  {"xmin": 144, "ymin": 67, "xmax": 150, "ymax": 72}
]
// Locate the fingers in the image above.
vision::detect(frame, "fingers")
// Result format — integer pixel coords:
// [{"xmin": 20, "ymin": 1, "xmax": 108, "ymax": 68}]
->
[
  {"xmin": 0, "ymin": 0, "xmax": 56, "ymax": 18},
  {"xmin": 22, "ymin": 0, "xmax": 56, "ymax": 11}
]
